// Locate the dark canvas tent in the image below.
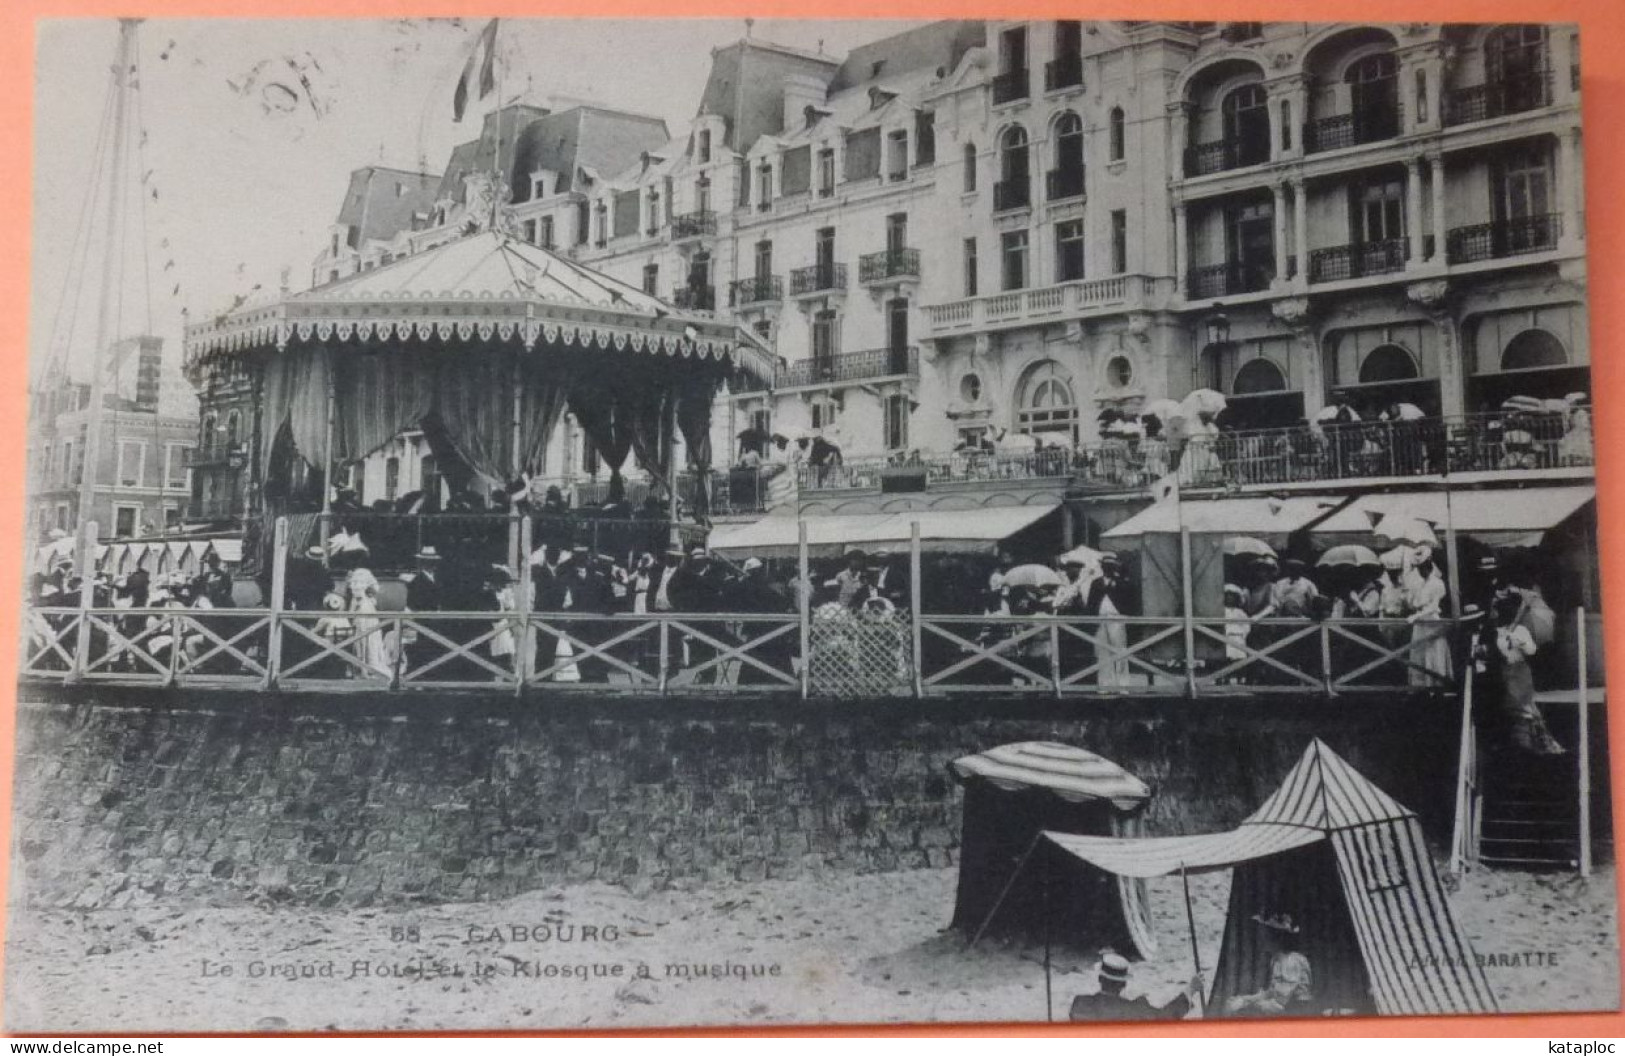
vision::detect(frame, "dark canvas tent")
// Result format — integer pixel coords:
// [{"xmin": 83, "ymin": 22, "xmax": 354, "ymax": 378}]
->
[
  {"xmin": 949, "ymin": 742, "xmax": 1156, "ymax": 957},
  {"xmin": 1042, "ymin": 740, "xmax": 1498, "ymax": 1017}
]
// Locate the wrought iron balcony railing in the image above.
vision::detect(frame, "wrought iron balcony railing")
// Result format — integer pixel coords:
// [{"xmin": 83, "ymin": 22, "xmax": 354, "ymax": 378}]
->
[
  {"xmin": 1186, "ymin": 260, "xmax": 1273, "ymax": 299},
  {"xmin": 1307, "ymin": 239, "xmax": 1408, "ymax": 283},
  {"xmin": 1445, "ymin": 214, "xmax": 1561, "ymax": 264},
  {"xmin": 993, "ymin": 178, "xmax": 1031, "ymax": 212},
  {"xmin": 671, "ymin": 209, "xmax": 718, "ymax": 239},
  {"xmin": 184, "ymin": 443, "xmax": 241, "ymax": 468},
  {"xmin": 1046, "ymin": 166, "xmax": 1085, "ymax": 201},
  {"xmin": 798, "ymin": 411, "xmax": 1594, "ymax": 495},
  {"xmin": 788, "ymin": 263, "xmax": 848, "ymax": 296},
  {"xmin": 858, "ymin": 248, "xmax": 921, "ymax": 284},
  {"xmin": 672, "ymin": 285, "xmax": 716, "ymax": 311},
  {"xmin": 1045, "ymin": 55, "xmax": 1083, "ymax": 92},
  {"xmin": 777, "ymin": 346, "xmax": 918, "ymax": 389},
  {"xmin": 1443, "ymin": 69, "xmax": 1552, "ymax": 126},
  {"xmin": 1183, "ymin": 133, "xmax": 1270, "ymax": 176},
  {"xmin": 729, "ymin": 275, "xmax": 783, "ymax": 306},
  {"xmin": 1303, "ymin": 105, "xmax": 1401, "ymax": 153},
  {"xmin": 992, "ymin": 69, "xmax": 1030, "ymax": 105}
]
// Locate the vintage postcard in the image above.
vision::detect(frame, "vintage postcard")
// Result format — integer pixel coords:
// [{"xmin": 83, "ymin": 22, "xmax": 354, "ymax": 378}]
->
[{"xmin": 6, "ymin": 15, "xmax": 1615, "ymax": 1032}]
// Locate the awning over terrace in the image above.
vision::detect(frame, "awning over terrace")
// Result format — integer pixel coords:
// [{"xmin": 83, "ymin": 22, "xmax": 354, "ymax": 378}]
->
[
  {"xmin": 1102, "ymin": 496, "xmax": 1348, "ymax": 541},
  {"xmin": 708, "ymin": 503, "xmax": 1059, "ymax": 559},
  {"xmin": 1335, "ymin": 485, "xmax": 1595, "ymax": 549}
]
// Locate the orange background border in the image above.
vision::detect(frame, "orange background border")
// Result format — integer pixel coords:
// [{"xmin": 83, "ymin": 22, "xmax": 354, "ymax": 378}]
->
[{"xmin": 0, "ymin": 0, "xmax": 1621, "ymax": 1039}]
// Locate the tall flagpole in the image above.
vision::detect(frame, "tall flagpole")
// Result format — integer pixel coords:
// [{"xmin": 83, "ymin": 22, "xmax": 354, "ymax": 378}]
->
[{"xmin": 77, "ymin": 19, "xmax": 141, "ymax": 565}]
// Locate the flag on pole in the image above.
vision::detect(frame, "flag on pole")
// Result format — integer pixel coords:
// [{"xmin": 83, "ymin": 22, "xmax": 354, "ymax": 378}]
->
[{"xmin": 453, "ymin": 19, "xmax": 500, "ymax": 122}]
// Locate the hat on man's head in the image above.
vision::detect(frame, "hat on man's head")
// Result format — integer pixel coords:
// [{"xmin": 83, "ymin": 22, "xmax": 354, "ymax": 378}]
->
[
  {"xmin": 743, "ymin": 557, "xmax": 764, "ymax": 572},
  {"xmin": 1477, "ymin": 554, "xmax": 1499, "ymax": 573},
  {"xmin": 1100, "ymin": 552, "xmax": 1121, "ymax": 567},
  {"xmin": 305, "ymin": 545, "xmax": 326, "ymax": 559},
  {"xmin": 1282, "ymin": 558, "xmax": 1306, "ymax": 574},
  {"xmin": 665, "ymin": 547, "xmax": 685, "ymax": 559},
  {"xmin": 416, "ymin": 546, "xmax": 442, "ymax": 562},
  {"xmin": 690, "ymin": 547, "xmax": 708, "ymax": 559},
  {"xmin": 1098, "ymin": 953, "xmax": 1131, "ymax": 986}
]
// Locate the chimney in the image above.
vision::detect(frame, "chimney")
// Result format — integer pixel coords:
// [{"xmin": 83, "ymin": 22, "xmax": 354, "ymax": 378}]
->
[{"xmin": 781, "ymin": 73, "xmax": 828, "ymax": 134}]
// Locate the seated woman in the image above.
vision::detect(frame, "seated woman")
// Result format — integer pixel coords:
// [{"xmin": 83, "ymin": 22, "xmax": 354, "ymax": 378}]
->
[{"xmin": 1225, "ymin": 914, "xmax": 1316, "ymax": 1017}]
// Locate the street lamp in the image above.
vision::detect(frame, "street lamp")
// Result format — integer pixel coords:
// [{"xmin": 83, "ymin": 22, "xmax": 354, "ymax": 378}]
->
[{"xmin": 1205, "ymin": 310, "xmax": 1231, "ymax": 348}]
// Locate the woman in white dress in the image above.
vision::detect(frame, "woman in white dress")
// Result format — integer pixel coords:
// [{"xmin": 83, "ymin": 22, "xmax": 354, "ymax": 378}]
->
[
  {"xmin": 346, "ymin": 567, "xmax": 393, "ymax": 679},
  {"xmin": 1405, "ymin": 548, "xmax": 1452, "ymax": 687}
]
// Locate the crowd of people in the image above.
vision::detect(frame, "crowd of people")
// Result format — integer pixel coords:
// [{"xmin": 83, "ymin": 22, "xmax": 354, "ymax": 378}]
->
[
  {"xmin": 783, "ymin": 393, "xmax": 1595, "ymax": 495},
  {"xmin": 27, "ymin": 550, "xmax": 239, "ymax": 674}
]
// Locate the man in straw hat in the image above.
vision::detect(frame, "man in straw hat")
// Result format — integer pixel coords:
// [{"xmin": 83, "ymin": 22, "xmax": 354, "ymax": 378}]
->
[{"xmin": 1069, "ymin": 952, "xmax": 1204, "ymax": 1022}]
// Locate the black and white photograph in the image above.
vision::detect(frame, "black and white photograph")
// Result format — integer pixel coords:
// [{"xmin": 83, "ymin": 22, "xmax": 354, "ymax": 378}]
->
[{"xmin": 7, "ymin": 15, "xmax": 1616, "ymax": 1031}]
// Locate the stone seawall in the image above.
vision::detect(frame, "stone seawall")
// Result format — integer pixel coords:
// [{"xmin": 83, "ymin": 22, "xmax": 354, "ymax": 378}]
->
[{"xmin": 8, "ymin": 689, "xmax": 1465, "ymax": 912}]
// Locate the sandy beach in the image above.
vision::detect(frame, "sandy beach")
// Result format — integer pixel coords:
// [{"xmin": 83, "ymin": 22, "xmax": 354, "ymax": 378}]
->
[{"xmin": 5, "ymin": 862, "xmax": 1616, "ymax": 1032}]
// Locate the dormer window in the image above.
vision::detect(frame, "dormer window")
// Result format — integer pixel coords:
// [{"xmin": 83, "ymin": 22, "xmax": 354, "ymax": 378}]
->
[
  {"xmin": 804, "ymin": 104, "xmax": 831, "ymax": 130},
  {"xmin": 698, "ymin": 130, "xmax": 712, "ymax": 163},
  {"xmin": 530, "ymin": 171, "xmax": 550, "ymax": 199},
  {"xmin": 868, "ymin": 86, "xmax": 897, "ymax": 111}
]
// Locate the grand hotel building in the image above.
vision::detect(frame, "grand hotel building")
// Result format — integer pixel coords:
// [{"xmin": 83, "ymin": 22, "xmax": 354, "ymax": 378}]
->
[{"xmin": 189, "ymin": 19, "xmax": 1589, "ymax": 567}]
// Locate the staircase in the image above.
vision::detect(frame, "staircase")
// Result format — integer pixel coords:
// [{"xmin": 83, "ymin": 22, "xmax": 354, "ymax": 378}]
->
[
  {"xmin": 1451, "ymin": 608, "xmax": 1606, "ymax": 876},
  {"xmin": 1476, "ymin": 749, "xmax": 1587, "ymax": 869}
]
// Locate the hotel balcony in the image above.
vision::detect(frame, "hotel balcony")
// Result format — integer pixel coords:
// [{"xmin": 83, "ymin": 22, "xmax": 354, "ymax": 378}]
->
[
  {"xmin": 858, "ymin": 247, "xmax": 920, "ymax": 285},
  {"xmin": 798, "ymin": 412, "xmax": 1593, "ymax": 496},
  {"xmin": 925, "ymin": 274, "xmax": 1146, "ymax": 336},
  {"xmin": 789, "ymin": 263, "xmax": 848, "ymax": 298},
  {"xmin": 1307, "ymin": 239, "xmax": 1408, "ymax": 284},
  {"xmin": 1183, "ymin": 133, "xmax": 1269, "ymax": 177},
  {"xmin": 1045, "ymin": 166, "xmax": 1085, "ymax": 202},
  {"xmin": 993, "ymin": 178, "xmax": 1031, "ymax": 212},
  {"xmin": 729, "ymin": 275, "xmax": 783, "ymax": 306},
  {"xmin": 671, "ymin": 209, "xmax": 718, "ymax": 241},
  {"xmin": 992, "ymin": 68, "xmax": 1030, "ymax": 105},
  {"xmin": 1443, "ymin": 70, "xmax": 1553, "ymax": 127},
  {"xmin": 778, "ymin": 346, "xmax": 917, "ymax": 389},
  {"xmin": 1445, "ymin": 214, "xmax": 1562, "ymax": 265},
  {"xmin": 184, "ymin": 442, "xmax": 243, "ymax": 469},
  {"xmin": 672, "ymin": 285, "xmax": 716, "ymax": 312},
  {"xmin": 1186, "ymin": 261, "xmax": 1272, "ymax": 300},
  {"xmin": 1303, "ymin": 105, "xmax": 1401, "ymax": 154},
  {"xmin": 1045, "ymin": 54, "xmax": 1083, "ymax": 92}
]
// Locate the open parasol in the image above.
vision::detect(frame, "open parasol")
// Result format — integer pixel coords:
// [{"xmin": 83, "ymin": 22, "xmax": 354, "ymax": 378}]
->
[
  {"xmin": 1316, "ymin": 404, "xmax": 1360, "ymax": 423},
  {"xmin": 1001, "ymin": 564, "xmax": 1067, "ymax": 589},
  {"xmin": 1386, "ymin": 403, "xmax": 1426, "ymax": 421},
  {"xmin": 1317, "ymin": 544, "xmax": 1381, "ymax": 569},
  {"xmin": 1371, "ymin": 512, "xmax": 1438, "ymax": 547},
  {"xmin": 1180, "ymin": 388, "xmax": 1227, "ymax": 419},
  {"xmin": 1223, "ymin": 536, "xmax": 1277, "ymax": 559},
  {"xmin": 1056, "ymin": 544, "xmax": 1106, "ymax": 570},
  {"xmin": 1501, "ymin": 395, "xmax": 1546, "ymax": 414}
]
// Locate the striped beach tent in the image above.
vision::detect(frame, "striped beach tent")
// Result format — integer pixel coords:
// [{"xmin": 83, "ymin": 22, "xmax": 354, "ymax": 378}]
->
[
  {"xmin": 1043, "ymin": 740, "xmax": 1497, "ymax": 1017},
  {"xmin": 949, "ymin": 743, "xmax": 1157, "ymax": 959}
]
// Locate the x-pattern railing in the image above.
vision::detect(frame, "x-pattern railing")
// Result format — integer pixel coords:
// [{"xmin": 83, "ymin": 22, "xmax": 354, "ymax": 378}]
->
[{"xmin": 24, "ymin": 602, "xmax": 1465, "ymax": 699}]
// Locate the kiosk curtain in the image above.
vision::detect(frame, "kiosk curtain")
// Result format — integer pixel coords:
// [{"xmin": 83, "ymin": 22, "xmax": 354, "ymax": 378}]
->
[
  {"xmin": 258, "ymin": 345, "xmax": 333, "ymax": 477},
  {"xmin": 333, "ymin": 350, "xmax": 439, "ymax": 465},
  {"xmin": 435, "ymin": 350, "xmax": 568, "ymax": 484},
  {"xmin": 677, "ymin": 377, "xmax": 715, "ymax": 517},
  {"xmin": 567, "ymin": 377, "xmax": 636, "ymax": 490}
]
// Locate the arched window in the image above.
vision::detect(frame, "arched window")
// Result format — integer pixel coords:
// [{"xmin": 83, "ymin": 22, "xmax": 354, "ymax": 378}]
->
[
  {"xmin": 201, "ymin": 414, "xmax": 216, "ymax": 447},
  {"xmin": 1346, "ymin": 53, "xmax": 1398, "ymax": 138},
  {"xmin": 1222, "ymin": 84, "xmax": 1267, "ymax": 135},
  {"xmin": 1054, "ymin": 112, "xmax": 1084, "ymax": 173},
  {"xmin": 1000, "ymin": 125, "xmax": 1029, "ymax": 185},
  {"xmin": 1488, "ymin": 24, "xmax": 1548, "ymax": 79},
  {"xmin": 225, "ymin": 411, "xmax": 241, "ymax": 446},
  {"xmin": 1500, "ymin": 329, "xmax": 1567, "ymax": 371},
  {"xmin": 1233, "ymin": 358, "xmax": 1288, "ymax": 394},
  {"xmin": 1108, "ymin": 107, "xmax": 1126, "ymax": 161},
  {"xmin": 1016, "ymin": 360, "xmax": 1078, "ymax": 442},
  {"xmin": 963, "ymin": 142, "xmax": 977, "ymax": 193},
  {"xmin": 1359, "ymin": 344, "xmax": 1420, "ymax": 384},
  {"xmin": 1487, "ymin": 25, "xmax": 1549, "ymax": 113}
]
